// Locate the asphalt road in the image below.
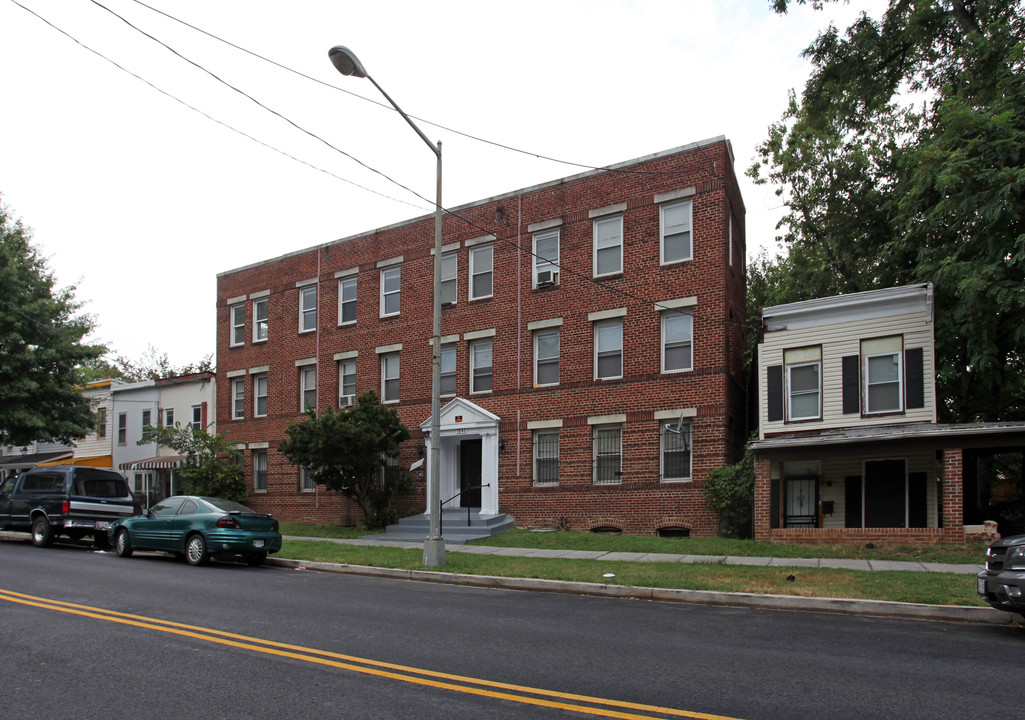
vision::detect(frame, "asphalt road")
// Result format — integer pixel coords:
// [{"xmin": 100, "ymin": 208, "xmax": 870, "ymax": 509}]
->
[{"xmin": 0, "ymin": 537, "xmax": 1020, "ymax": 720}]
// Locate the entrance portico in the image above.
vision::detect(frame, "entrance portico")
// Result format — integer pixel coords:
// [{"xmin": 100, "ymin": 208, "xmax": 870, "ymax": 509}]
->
[{"xmin": 420, "ymin": 397, "xmax": 500, "ymax": 516}]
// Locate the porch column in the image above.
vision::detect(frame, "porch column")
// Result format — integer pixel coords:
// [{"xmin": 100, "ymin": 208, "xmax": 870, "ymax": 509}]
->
[
  {"xmin": 753, "ymin": 455, "xmax": 773, "ymax": 541},
  {"xmin": 941, "ymin": 447, "xmax": 964, "ymax": 541},
  {"xmin": 480, "ymin": 429, "xmax": 499, "ymax": 515}
]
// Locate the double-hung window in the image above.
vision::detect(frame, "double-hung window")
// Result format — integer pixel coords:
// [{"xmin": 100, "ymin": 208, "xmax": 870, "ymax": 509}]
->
[
  {"xmin": 593, "ymin": 425, "xmax": 622, "ymax": 485},
  {"xmin": 470, "ymin": 339, "xmax": 493, "ymax": 393},
  {"xmin": 338, "ymin": 276, "xmax": 357, "ymax": 325},
  {"xmin": 441, "ymin": 252, "xmax": 458, "ymax": 305},
  {"xmin": 299, "ymin": 285, "xmax": 317, "ymax": 333},
  {"xmin": 660, "ymin": 199, "xmax": 693, "ymax": 264},
  {"xmin": 191, "ymin": 405, "xmax": 202, "ymax": 431},
  {"xmin": 533, "ymin": 229, "xmax": 560, "ymax": 286},
  {"xmin": 163, "ymin": 408, "xmax": 174, "ymax": 427},
  {"xmin": 534, "ymin": 329, "xmax": 560, "ymax": 386},
  {"xmin": 232, "ymin": 378, "xmax": 245, "ymax": 419},
  {"xmin": 662, "ymin": 310, "xmax": 693, "ymax": 373},
  {"xmin": 253, "ymin": 450, "xmax": 267, "ymax": 492},
  {"xmin": 660, "ymin": 420, "xmax": 692, "ymax": 482},
  {"xmin": 785, "ymin": 346, "xmax": 822, "ymax": 421},
  {"xmin": 338, "ymin": 359, "xmax": 356, "ymax": 407},
  {"xmin": 230, "ymin": 304, "xmax": 245, "ymax": 346},
  {"xmin": 300, "ymin": 466, "xmax": 316, "ymax": 492},
  {"xmin": 141, "ymin": 409, "xmax": 151, "ymax": 429},
  {"xmin": 440, "ymin": 345, "xmax": 457, "ymax": 396},
  {"xmin": 594, "ymin": 320, "xmax": 623, "ymax": 380},
  {"xmin": 300, "ymin": 364, "xmax": 317, "ymax": 412},
  {"xmin": 254, "ymin": 374, "xmax": 268, "ymax": 417},
  {"xmin": 117, "ymin": 413, "xmax": 127, "ymax": 445},
  {"xmin": 863, "ymin": 336, "xmax": 903, "ymax": 414},
  {"xmin": 593, "ymin": 215, "xmax": 623, "ymax": 277},
  {"xmin": 381, "ymin": 267, "xmax": 401, "ymax": 317},
  {"xmin": 253, "ymin": 298, "xmax": 269, "ymax": 342},
  {"xmin": 381, "ymin": 353, "xmax": 400, "ymax": 403},
  {"xmin": 469, "ymin": 245, "xmax": 493, "ymax": 300},
  {"xmin": 533, "ymin": 430, "xmax": 559, "ymax": 485}
]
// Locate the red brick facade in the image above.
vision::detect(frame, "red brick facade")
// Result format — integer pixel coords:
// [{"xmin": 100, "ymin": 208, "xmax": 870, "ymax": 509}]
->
[{"xmin": 216, "ymin": 138, "xmax": 747, "ymax": 535}]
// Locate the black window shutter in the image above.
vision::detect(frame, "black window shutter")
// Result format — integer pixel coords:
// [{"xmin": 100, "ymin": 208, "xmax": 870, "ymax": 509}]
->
[
  {"xmin": 845, "ymin": 475, "xmax": 863, "ymax": 528},
  {"xmin": 908, "ymin": 472, "xmax": 928, "ymax": 528},
  {"xmin": 770, "ymin": 474, "xmax": 780, "ymax": 529},
  {"xmin": 842, "ymin": 355, "xmax": 860, "ymax": 414},
  {"xmin": 905, "ymin": 347, "xmax": 925, "ymax": 409},
  {"xmin": 767, "ymin": 365, "xmax": 784, "ymax": 422}
]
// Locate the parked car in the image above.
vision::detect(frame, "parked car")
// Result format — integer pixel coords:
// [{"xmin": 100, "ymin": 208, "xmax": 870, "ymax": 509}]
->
[
  {"xmin": 108, "ymin": 495, "xmax": 281, "ymax": 566},
  {"xmin": 977, "ymin": 533, "xmax": 1025, "ymax": 617},
  {"xmin": 0, "ymin": 465, "xmax": 136, "ymax": 548}
]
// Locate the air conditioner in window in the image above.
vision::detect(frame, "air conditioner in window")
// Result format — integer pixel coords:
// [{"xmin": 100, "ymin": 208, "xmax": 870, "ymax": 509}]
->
[
  {"xmin": 536, "ymin": 269, "xmax": 557, "ymax": 287},
  {"xmin": 339, "ymin": 394, "xmax": 355, "ymax": 408}
]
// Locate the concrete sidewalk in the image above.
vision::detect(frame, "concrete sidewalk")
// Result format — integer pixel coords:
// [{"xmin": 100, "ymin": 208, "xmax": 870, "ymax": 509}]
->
[{"xmin": 279, "ymin": 535, "xmax": 1012, "ymax": 626}]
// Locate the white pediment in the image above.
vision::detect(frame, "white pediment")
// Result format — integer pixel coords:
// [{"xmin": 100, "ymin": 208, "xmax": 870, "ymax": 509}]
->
[{"xmin": 419, "ymin": 397, "xmax": 500, "ymax": 435}]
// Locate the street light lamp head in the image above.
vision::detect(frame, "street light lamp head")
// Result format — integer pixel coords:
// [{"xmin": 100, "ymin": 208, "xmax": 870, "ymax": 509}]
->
[{"xmin": 328, "ymin": 45, "xmax": 368, "ymax": 79}]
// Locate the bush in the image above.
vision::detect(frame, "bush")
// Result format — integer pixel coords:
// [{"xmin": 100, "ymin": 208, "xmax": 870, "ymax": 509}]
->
[{"xmin": 703, "ymin": 448, "xmax": 755, "ymax": 539}]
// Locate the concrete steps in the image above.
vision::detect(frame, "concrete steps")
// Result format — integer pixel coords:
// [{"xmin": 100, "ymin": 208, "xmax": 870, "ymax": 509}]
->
[{"xmin": 366, "ymin": 508, "xmax": 514, "ymax": 545}]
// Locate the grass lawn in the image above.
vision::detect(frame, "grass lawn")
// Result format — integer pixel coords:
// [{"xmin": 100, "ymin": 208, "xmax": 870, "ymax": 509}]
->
[{"xmin": 277, "ymin": 525, "xmax": 988, "ymax": 607}]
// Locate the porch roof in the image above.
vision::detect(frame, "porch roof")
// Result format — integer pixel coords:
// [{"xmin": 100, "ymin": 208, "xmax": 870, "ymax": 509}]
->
[
  {"xmin": 0, "ymin": 450, "xmax": 73, "ymax": 469},
  {"xmin": 751, "ymin": 421, "xmax": 1025, "ymax": 453},
  {"xmin": 120, "ymin": 454, "xmax": 186, "ymax": 471}
]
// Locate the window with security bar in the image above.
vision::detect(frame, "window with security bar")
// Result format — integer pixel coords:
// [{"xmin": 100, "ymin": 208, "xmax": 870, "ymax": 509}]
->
[
  {"xmin": 593, "ymin": 425, "xmax": 622, "ymax": 485},
  {"xmin": 533, "ymin": 431, "xmax": 559, "ymax": 485},
  {"xmin": 661, "ymin": 421, "xmax": 692, "ymax": 482}
]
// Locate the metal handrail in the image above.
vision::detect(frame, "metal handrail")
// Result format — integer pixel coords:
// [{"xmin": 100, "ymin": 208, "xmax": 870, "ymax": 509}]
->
[{"xmin": 439, "ymin": 483, "xmax": 490, "ymax": 534}]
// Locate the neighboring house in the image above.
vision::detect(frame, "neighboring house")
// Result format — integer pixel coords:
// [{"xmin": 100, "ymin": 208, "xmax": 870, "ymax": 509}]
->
[
  {"xmin": 117, "ymin": 372, "xmax": 216, "ymax": 509},
  {"xmin": 32, "ymin": 378, "xmax": 123, "ymax": 470},
  {"xmin": 216, "ymin": 137, "xmax": 748, "ymax": 535},
  {"xmin": 751, "ymin": 284, "xmax": 1025, "ymax": 543},
  {"xmin": 0, "ymin": 441, "xmax": 73, "ymax": 480}
]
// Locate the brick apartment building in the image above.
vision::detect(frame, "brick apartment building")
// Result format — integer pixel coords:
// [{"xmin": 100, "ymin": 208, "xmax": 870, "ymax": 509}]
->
[{"xmin": 216, "ymin": 136, "xmax": 747, "ymax": 536}]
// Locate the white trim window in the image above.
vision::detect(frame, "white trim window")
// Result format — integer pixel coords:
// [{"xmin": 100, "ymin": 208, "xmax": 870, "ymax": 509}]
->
[
  {"xmin": 593, "ymin": 215, "xmax": 623, "ymax": 277},
  {"xmin": 534, "ymin": 329, "xmax": 560, "ymax": 386},
  {"xmin": 593, "ymin": 425, "xmax": 622, "ymax": 485},
  {"xmin": 232, "ymin": 378, "xmax": 245, "ymax": 419},
  {"xmin": 191, "ymin": 405, "xmax": 202, "ymax": 431},
  {"xmin": 470, "ymin": 339, "xmax": 493, "ymax": 393},
  {"xmin": 533, "ymin": 229, "xmax": 560, "ymax": 287},
  {"xmin": 785, "ymin": 346, "xmax": 822, "ymax": 421},
  {"xmin": 662, "ymin": 311, "xmax": 693, "ymax": 373},
  {"xmin": 441, "ymin": 252, "xmax": 458, "ymax": 305},
  {"xmin": 141, "ymin": 409, "xmax": 151, "ymax": 429},
  {"xmin": 533, "ymin": 430, "xmax": 559, "ymax": 485},
  {"xmin": 300, "ymin": 365, "xmax": 317, "ymax": 412},
  {"xmin": 300, "ymin": 466, "xmax": 316, "ymax": 492},
  {"xmin": 230, "ymin": 304, "xmax": 245, "ymax": 346},
  {"xmin": 440, "ymin": 345, "xmax": 457, "ymax": 396},
  {"xmin": 863, "ymin": 336, "xmax": 903, "ymax": 414},
  {"xmin": 594, "ymin": 320, "xmax": 623, "ymax": 380},
  {"xmin": 163, "ymin": 408, "xmax": 173, "ymax": 428},
  {"xmin": 339, "ymin": 359, "xmax": 356, "ymax": 407},
  {"xmin": 253, "ymin": 450, "xmax": 267, "ymax": 492},
  {"xmin": 469, "ymin": 245, "xmax": 494, "ymax": 300},
  {"xmin": 381, "ymin": 353, "xmax": 400, "ymax": 403},
  {"xmin": 254, "ymin": 374, "xmax": 268, "ymax": 417},
  {"xmin": 380, "ymin": 267, "xmax": 401, "ymax": 317},
  {"xmin": 660, "ymin": 420, "xmax": 692, "ymax": 482},
  {"xmin": 299, "ymin": 286, "xmax": 317, "ymax": 333},
  {"xmin": 253, "ymin": 298, "xmax": 269, "ymax": 342},
  {"xmin": 338, "ymin": 277, "xmax": 357, "ymax": 325},
  {"xmin": 660, "ymin": 199, "xmax": 693, "ymax": 264},
  {"xmin": 117, "ymin": 413, "xmax": 127, "ymax": 445}
]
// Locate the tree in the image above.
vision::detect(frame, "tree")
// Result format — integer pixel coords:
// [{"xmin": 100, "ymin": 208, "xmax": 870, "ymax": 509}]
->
[
  {"xmin": 703, "ymin": 447, "xmax": 755, "ymax": 539},
  {"xmin": 750, "ymin": 0, "xmax": 1025, "ymax": 422},
  {"xmin": 0, "ymin": 199, "xmax": 106, "ymax": 446},
  {"xmin": 80, "ymin": 345, "xmax": 214, "ymax": 384},
  {"xmin": 278, "ymin": 390, "xmax": 412, "ymax": 529},
  {"xmin": 142, "ymin": 423, "xmax": 247, "ymax": 503}
]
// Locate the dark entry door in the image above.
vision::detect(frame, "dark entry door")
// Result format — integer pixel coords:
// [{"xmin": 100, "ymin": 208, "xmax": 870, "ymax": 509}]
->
[
  {"xmin": 459, "ymin": 439, "xmax": 482, "ymax": 508},
  {"xmin": 865, "ymin": 459, "xmax": 906, "ymax": 528}
]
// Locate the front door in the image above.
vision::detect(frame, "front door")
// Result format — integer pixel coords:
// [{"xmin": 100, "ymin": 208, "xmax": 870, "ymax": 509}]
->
[
  {"xmin": 785, "ymin": 477, "xmax": 817, "ymax": 527},
  {"xmin": 865, "ymin": 459, "xmax": 906, "ymax": 528},
  {"xmin": 459, "ymin": 439, "xmax": 482, "ymax": 508}
]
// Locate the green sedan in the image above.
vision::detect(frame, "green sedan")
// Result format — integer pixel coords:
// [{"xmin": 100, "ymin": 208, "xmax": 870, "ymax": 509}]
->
[{"xmin": 108, "ymin": 496, "xmax": 282, "ymax": 567}]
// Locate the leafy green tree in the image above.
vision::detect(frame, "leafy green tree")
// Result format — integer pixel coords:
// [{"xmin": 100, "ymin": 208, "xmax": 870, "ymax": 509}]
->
[
  {"xmin": 703, "ymin": 447, "xmax": 755, "ymax": 539},
  {"xmin": 0, "ymin": 199, "xmax": 106, "ymax": 446},
  {"xmin": 80, "ymin": 345, "xmax": 214, "ymax": 383},
  {"xmin": 278, "ymin": 390, "xmax": 412, "ymax": 529},
  {"xmin": 141, "ymin": 423, "xmax": 247, "ymax": 503},
  {"xmin": 750, "ymin": 0, "xmax": 1025, "ymax": 422}
]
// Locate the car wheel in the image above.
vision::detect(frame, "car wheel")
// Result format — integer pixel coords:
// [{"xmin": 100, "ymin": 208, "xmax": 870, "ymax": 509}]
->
[
  {"xmin": 31, "ymin": 516, "xmax": 54, "ymax": 547},
  {"xmin": 185, "ymin": 533, "xmax": 209, "ymax": 566},
  {"xmin": 245, "ymin": 552, "xmax": 267, "ymax": 567},
  {"xmin": 114, "ymin": 528, "xmax": 133, "ymax": 558}
]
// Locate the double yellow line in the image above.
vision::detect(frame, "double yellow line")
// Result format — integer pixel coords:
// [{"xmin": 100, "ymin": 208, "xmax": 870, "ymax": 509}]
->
[{"xmin": 0, "ymin": 588, "xmax": 740, "ymax": 720}]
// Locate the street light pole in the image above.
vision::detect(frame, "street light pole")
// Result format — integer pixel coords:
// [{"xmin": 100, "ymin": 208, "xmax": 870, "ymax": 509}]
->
[{"xmin": 328, "ymin": 45, "xmax": 445, "ymax": 567}]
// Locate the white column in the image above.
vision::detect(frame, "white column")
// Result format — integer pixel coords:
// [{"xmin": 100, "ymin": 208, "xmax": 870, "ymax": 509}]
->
[{"xmin": 480, "ymin": 430, "xmax": 499, "ymax": 515}]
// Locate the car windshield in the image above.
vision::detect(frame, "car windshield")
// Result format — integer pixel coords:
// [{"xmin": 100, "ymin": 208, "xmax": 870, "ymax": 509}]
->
[{"xmin": 203, "ymin": 497, "xmax": 258, "ymax": 514}]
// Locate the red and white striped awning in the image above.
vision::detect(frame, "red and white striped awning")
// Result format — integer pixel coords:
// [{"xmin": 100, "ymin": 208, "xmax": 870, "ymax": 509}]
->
[{"xmin": 120, "ymin": 455, "xmax": 186, "ymax": 471}]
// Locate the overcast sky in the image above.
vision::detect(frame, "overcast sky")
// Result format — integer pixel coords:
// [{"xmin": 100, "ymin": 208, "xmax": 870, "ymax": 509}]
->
[{"xmin": 0, "ymin": 0, "xmax": 885, "ymax": 368}]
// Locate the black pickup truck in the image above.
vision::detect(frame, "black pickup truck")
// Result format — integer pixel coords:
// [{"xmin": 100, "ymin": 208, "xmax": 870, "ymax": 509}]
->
[{"xmin": 0, "ymin": 465, "xmax": 137, "ymax": 547}]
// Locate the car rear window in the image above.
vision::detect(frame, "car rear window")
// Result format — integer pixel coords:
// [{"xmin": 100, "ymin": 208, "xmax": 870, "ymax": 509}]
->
[
  {"xmin": 73, "ymin": 469, "xmax": 130, "ymax": 498},
  {"xmin": 204, "ymin": 497, "xmax": 257, "ymax": 514},
  {"xmin": 22, "ymin": 473, "xmax": 64, "ymax": 492}
]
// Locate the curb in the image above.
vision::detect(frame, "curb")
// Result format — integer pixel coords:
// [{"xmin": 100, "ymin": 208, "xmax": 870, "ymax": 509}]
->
[{"xmin": 266, "ymin": 557, "xmax": 1015, "ymax": 626}]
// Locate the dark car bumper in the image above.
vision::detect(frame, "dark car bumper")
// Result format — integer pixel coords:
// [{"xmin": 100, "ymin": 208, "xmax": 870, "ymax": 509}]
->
[{"xmin": 978, "ymin": 570, "xmax": 1025, "ymax": 613}]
